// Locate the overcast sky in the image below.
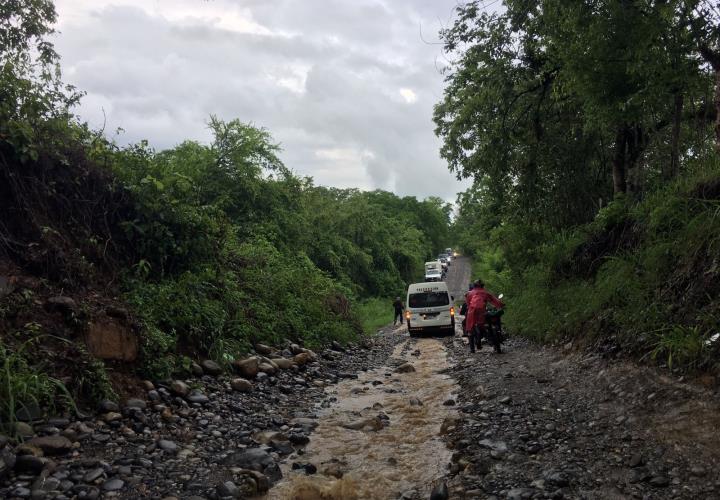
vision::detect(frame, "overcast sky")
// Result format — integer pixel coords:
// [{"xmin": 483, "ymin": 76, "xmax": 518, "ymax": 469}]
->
[{"xmin": 52, "ymin": 0, "xmax": 474, "ymax": 201}]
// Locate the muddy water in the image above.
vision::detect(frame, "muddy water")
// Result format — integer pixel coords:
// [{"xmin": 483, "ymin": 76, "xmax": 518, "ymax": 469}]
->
[{"xmin": 265, "ymin": 338, "xmax": 459, "ymax": 500}]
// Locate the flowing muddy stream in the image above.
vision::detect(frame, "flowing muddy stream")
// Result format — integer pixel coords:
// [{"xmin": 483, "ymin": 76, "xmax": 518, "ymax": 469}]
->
[{"xmin": 264, "ymin": 336, "xmax": 458, "ymax": 499}]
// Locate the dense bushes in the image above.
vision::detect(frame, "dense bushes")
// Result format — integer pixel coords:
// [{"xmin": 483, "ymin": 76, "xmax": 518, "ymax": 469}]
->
[
  {"xmin": 460, "ymin": 159, "xmax": 720, "ymax": 373},
  {"xmin": 0, "ymin": 1, "xmax": 452, "ymax": 418}
]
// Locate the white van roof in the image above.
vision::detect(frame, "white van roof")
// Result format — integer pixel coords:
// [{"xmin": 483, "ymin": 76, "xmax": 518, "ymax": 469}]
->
[{"xmin": 407, "ymin": 281, "xmax": 449, "ymax": 294}]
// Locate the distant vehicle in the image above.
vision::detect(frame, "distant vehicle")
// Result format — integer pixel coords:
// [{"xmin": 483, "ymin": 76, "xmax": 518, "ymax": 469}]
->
[
  {"xmin": 445, "ymin": 247, "xmax": 453, "ymax": 255},
  {"xmin": 424, "ymin": 269, "xmax": 443, "ymax": 282},
  {"xmin": 439, "ymin": 257, "xmax": 449, "ymax": 271},
  {"xmin": 405, "ymin": 281, "xmax": 455, "ymax": 337}
]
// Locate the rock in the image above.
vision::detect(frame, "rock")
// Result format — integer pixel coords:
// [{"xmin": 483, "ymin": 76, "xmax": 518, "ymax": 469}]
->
[
  {"xmin": 125, "ymin": 398, "xmax": 146, "ymax": 410},
  {"xmin": 409, "ymin": 397, "xmax": 423, "ymax": 406},
  {"xmin": 288, "ymin": 433, "xmax": 310, "ymax": 445},
  {"xmin": 102, "ymin": 478, "xmax": 125, "ymax": 491},
  {"xmin": 11, "ymin": 486, "xmax": 31, "ymax": 498},
  {"xmin": 331, "ymin": 340, "xmax": 346, "ymax": 352},
  {"xmin": 231, "ymin": 378, "xmax": 253, "ymax": 392},
  {"xmin": 98, "ymin": 400, "xmax": 120, "ymax": 413},
  {"xmin": 14, "ymin": 455, "xmax": 47, "ymax": 474},
  {"xmin": 343, "ymin": 416, "xmax": 384, "ymax": 431},
  {"xmin": 321, "ymin": 462, "xmax": 344, "ymax": 478},
  {"xmin": 224, "ymin": 448, "xmax": 274, "ymax": 469},
  {"xmin": 85, "ymin": 319, "xmax": 138, "ymax": 361},
  {"xmin": 46, "ymin": 296, "xmax": 76, "ymax": 313},
  {"xmin": 258, "ymin": 362, "xmax": 277, "ymax": 375},
  {"xmin": 443, "ymin": 399, "xmax": 456, "ymax": 406},
  {"xmin": 498, "ymin": 395, "xmax": 512, "ymax": 404},
  {"xmin": 544, "ymin": 470, "xmax": 570, "ymax": 487},
  {"xmin": 217, "ymin": 480, "xmax": 239, "ymax": 498},
  {"xmin": 84, "ymin": 467, "xmax": 105, "ymax": 482},
  {"xmin": 690, "ymin": 466, "xmax": 707, "ymax": 477},
  {"xmin": 158, "ymin": 439, "xmax": 178, "ymax": 452},
  {"xmin": 293, "ymin": 353, "xmax": 311, "ymax": 366},
  {"xmin": 191, "ymin": 362, "xmax": 204, "ymax": 376},
  {"xmin": 0, "ymin": 450, "xmax": 16, "ymax": 479},
  {"xmin": 170, "ymin": 380, "xmax": 190, "ymax": 397},
  {"xmin": 255, "ymin": 343, "xmax": 274, "ymax": 356},
  {"xmin": 186, "ymin": 391, "xmax": 209, "ymax": 405},
  {"xmin": 14, "ymin": 421, "xmax": 34, "ymax": 438},
  {"xmin": 274, "ymin": 358, "xmax": 294, "ymax": 370},
  {"xmin": 201, "ymin": 359, "xmax": 223, "ymax": 376},
  {"xmin": 628, "ymin": 453, "xmax": 644, "ymax": 468},
  {"xmin": 430, "ymin": 482, "xmax": 449, "ymax": 500},
  {"xmin": 290, "ymin": 344, "xmax": 304, "ymax": 355},
  {"xmin": 395, "ymin": 363, "xmax": 415, "ymax": 373},
  {"xmin": 649, "ymin": 475, "xmax": 670, "ymax": 487},
  {"xmin": 101, "ymin": 412, "xmax": 122, "ymax": 423},
  {"xmin": 233, "ymin": 357, "xmax": 259, "ymax": 379},
  {"xmin": 26, "ymin": 435, "xmax": 73, "ymax": 456}
]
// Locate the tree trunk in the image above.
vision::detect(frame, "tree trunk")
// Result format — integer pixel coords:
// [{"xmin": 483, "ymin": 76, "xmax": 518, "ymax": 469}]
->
[
  {"xmin": 668, "ymin": 92, "xmax": 684, "ymax": 179},
  {"xmin": 698, "ymin": 45, "xmax": 720, "ymax": 152},
  {"xmin": 612, "ymin": 126, "xmax": 627, "ymax": 195},
  {"xmin": 714, "ymin": 68, "xmax": 720, "ymax": 152}
]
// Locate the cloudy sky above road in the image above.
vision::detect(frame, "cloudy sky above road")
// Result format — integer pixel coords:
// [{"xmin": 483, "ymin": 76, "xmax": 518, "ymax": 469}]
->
[{"xmin": 52, "ymin": 0, "xmax": 474, "ymax": 201}]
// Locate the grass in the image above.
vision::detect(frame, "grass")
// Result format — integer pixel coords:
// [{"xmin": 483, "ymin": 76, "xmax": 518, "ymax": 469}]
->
[
  {"xmin": 0, "ymin": 338, "xmax": 75, "ymax": 434},
  {"xmin": 355, "ymin": 297, "xmax": 396, "ymax": 335}
]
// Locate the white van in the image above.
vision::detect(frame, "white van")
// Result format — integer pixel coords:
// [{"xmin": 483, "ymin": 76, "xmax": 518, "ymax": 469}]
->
[{"xmin": 405, "ymin": 281, "xmax": 455, "ymax": 337}]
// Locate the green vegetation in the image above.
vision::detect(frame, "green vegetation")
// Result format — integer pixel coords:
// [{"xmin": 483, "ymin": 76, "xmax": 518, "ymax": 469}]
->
[
  {"xmin": 356, "ymin": 298, "xmax": 396, "ymax": 335},
  {"xmin": 439, "ymin": 1, "xmax": 720, "ymax": 374},
  {"xmin": 0, "ymin": 0, "xmax": 451, "ymax": 421}
]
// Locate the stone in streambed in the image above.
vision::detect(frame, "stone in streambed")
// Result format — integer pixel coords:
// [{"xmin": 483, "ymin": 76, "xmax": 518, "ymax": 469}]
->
[
  {"xmin": 233, "ymin": 357, "xmax": 259, "ymax": 379},
  {"xmin": 231, "ymin": 378, "xmax": 253, "ymax": 392},
  {"xmin": 201, "ymin": 359, "xmax": 223, "ymax": 376},
  {"xmin": 395, "ymin": 363, "xmax": 415, "ymax": 373},
  {"xmin": 430, "ymin": 482, "xmax": 449, "ymax": 500},
  {"xmin": 170, "ymin": 380, "xmax": 189, "ymax": 397},
  {"xmin": 255, "ymin": 343, "xmax": 273, "ymax": 356},
  {"xmin": 343, "ymin": 416, "xmax": 384, "ymax": 432},
  {"xmin": 26, "ymin": 435, "xmax": 73, "ymax": 456},
  {"xmin": 293, "ymin": 353, "xmax": 311, "ymax": 366}
]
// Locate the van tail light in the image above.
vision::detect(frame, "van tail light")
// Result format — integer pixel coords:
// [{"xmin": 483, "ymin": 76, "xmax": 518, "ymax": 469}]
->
[
  {"xmin": 450, "ymin": 307, "xmax": 455, "ymax": 317},
  {"xmin": 405, "ymin": 310, "xmax": 410, "ymax": 319}
]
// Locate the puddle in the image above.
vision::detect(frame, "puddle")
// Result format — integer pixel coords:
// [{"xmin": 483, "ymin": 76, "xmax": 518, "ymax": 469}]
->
[{"xmin": 264, "ymin": 338, "xmax": 459, "ymax": 499}]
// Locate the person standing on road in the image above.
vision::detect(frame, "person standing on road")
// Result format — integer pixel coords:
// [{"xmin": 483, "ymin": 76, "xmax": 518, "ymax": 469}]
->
[
  {"xmin": 466, "ymin": 279, "xmax": 504, "ymax": 353},
  {"xmin": 392, "ymin": 297, "xmax": 405, "ymax": 326}
]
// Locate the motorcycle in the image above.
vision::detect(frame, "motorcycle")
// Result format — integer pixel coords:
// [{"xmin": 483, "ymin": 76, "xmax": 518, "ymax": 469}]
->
[{"xmin": 474, "ymin": 293, "xmax": 505, "ymax": 353}]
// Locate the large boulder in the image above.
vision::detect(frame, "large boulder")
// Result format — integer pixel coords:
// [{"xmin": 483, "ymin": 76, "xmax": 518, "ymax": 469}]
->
[
  {"xmin": 85, "ymin": 319, "xmax": 138, "ymax": 362},
  {"xmin": 170, "ymin": 380, "xmax": 189, "ymax": 397},
  {"xmin": 273, "ymin": 358, "xmax": 294, "ymax": 370},
  {"xmin": 201, "ymin": 360, "xmax": 223, "ymax": 376},
  {"xmin": 26, "ymin": 436, "xmax": 73, "ymax": 456},
  {"xmin": 230, "ymin": 378, "xmax": 253, "ymax": 393},
  {"xmin": 255, "ymin": 343, "xmax": 273, "ymax": 356},
  {"xmin": 258, "ymin": 363, "xmax": 277, "ymax": 375},
  {"xmin": 293, "ymin": 353, "xmax": 311, "ymax": 366},
  {"xmin": 394, "ymin": 363, "xmax": 415, "ymax": 374},
  {"xmin": 224, "ymin": 448, "xmax": 274, "ymax": 471},
  {"xmin": 233, "ymin": 357, "xmax": 259, "ymax": 379}
]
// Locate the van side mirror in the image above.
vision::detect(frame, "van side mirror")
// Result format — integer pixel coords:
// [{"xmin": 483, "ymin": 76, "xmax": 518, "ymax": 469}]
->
[{"xmin": 451, "ymin": 295, "xmax": 455, "ymax": 301}]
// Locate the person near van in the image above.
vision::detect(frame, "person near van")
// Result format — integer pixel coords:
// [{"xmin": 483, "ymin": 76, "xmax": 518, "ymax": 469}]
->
[
  {"xmin": 392, "ymin": 297, "xmax": 405, "ymax": 326},
  {"xmin": 459, "ymin": 283, "xmax": 474, "ymax": 336},
  {"xmin": 465, "ymin": 280, "xmax": 504, "ymax": 353}
]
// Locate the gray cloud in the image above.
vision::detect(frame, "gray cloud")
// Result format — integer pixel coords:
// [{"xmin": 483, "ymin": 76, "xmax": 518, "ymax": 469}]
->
[{"xmin": 53, "ymin": 0, "xmax": 471, "ymax": 201}]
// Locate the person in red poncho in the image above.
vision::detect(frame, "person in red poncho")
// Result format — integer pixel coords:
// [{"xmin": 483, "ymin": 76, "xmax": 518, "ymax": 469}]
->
[{"xmin": 466, "ymin": 279, "xmax": 504, "ymax": 353}]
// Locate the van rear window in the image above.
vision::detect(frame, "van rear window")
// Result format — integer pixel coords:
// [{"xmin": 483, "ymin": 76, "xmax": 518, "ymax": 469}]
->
[{"xmin": 409, "ymin": 292, "xmax": 449, "ymax": 308}]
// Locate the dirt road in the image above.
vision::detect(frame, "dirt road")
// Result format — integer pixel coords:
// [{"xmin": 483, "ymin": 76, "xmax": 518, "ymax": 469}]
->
[{"xmin": 273, "ymin": 255, "xmax": 720, "ymax": 499}]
